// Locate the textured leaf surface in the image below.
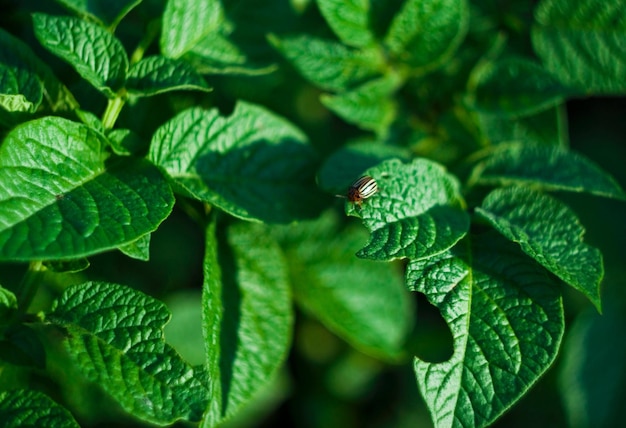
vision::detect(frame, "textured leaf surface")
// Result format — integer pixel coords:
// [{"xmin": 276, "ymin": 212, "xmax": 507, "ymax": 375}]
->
[
  {"xmin": 149, "ymin": 102, "xmax": 322, "ymax": 223},
  {"xmin": 408, "ymin": 233, "xmax": 563, "ymax": 428},
  {"xmin": 532, "ymin": 0, "xmax": 626, "ymax": 93},
  {"xmin": 270, "ymin": 34, "xmax": 381, "ymax": 91},
  {"xmin": 321, "ymin": 74, "xmax": 400, "ymax": 134},
  {"xmin": 0, "ymin": 389, "xmax": 79, "ymax": 428},
  {"xmin": 202, "ymin": 220, "xmax": 292, "ymax": 426},
  {"xmin": 469, "ymin": 143, "xmax": 626, "ymax": 199},
  {"xmin": 476, "ymin": 106, "xmax": 566, "ymax": 146},
  {"xmin": 346, "ymin": 159, "xmax": 468, "ymax": 259},
  {"xmin": 118, "ymin": 233, "xmax": 151, "ymax": 261},
  {"xmin": 53, "ymin": 0, "xmax": 142, "ymax": 27},
  {"xmin": 126, "ymin": 55, "xmax": 211, "ymax": 96},
  {"xmin": 272, "ymin": 211, "xmax": 413, "ymax": 358},
  {"xmin": 33, "ymin": 14, "xmax": 128, "ymax": 97},
  {"xmin": 316, "ymin": 0, "xmax": 375, "ymax": 48},
  {"xmin": 384, "ymin": 0, "xmax": 468, "ymax": 68},
  {"xmin": 0, "ymin": 117, "xmax": 174, "ymax": 261},
  {"xmin": 49, "ymin": 282, "xmax": 208, "ymax": 424},
  {"xmin": 470, "ymin": 57, "xmax": 574, "ymax": 117},
  {"xmin": 476, "ymin": 187, "xmax": 603, "ymax": 311}
]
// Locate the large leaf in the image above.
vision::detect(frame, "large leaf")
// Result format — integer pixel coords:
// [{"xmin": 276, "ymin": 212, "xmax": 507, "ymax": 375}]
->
[
  {"xmin": 149, "ymin": 101, "xmax": 322, "ymax": 223},
  {"xmin": 469, "ymin": 57, "xmax": 575, "ymax": 117},
  {"xmin": 476, "ymin": 187, "xmax": 603, "ymax": 311},
  {"xmin": 0, "ymin": 117, "xmax": 174, "ymax": 261},
  {"xmin": 202, "ymin": 219, "xmax": 292, "ymax": 427},
  {"xmin": 347, "ymin": 158, "xmax": 469, "ymax": 261},
  {"xmin": 48, "ymin": 281, "xmax": 209, "ymax": 424},
  {"xmin": 272, "ymin": 210, "xmax": 413, "ymax": 359},
  {"xmin": 0, "ymin": 389, "xmax": 79, "ymax": 428},
  {"xmin": 532, "ymin": 0, "xmax": 626, "ymax": 93},
  {"xmin": 408, "ymin": 232, "xmax": 563, "ymax": 428},
  {"xmin": 126, "ymin": 55, "xmax": 211, "ymax": 97},
  {"xmin": 316, "ymin": 0, "xmax": 376, "ymax": 48},
  {"xmin": 53, "ymin": 0, "xmax": 142, "ymax": 28},
  {"xmin": 32, "ymin": 13, "xmax": 129, "ymax": 98},
  {"xmin": 269, "ymin": 34, "xmax": 382, "ymax": 92},
  {"xmin": 469, "ymin": 143, "xmax": 626, "ymax": 200},
  {"xmin": 384, "ymin": 0, "xmax": 469, "ymax": 69}
]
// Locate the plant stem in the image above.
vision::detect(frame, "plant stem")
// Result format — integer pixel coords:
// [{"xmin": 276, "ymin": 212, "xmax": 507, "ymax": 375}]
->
[
  {"xmin": 16, "ymin": 261, "xmax": 45, "ymax": 315},
  {"xmin": 102, "ymin": 94, "xmax": 126, "ymax": 130}
]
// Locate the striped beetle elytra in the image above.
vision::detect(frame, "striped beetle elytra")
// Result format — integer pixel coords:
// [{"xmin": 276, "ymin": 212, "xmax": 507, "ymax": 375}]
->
[{"xmin": 346, "ymin": 175, "xmax": 378, "ymax": 205}]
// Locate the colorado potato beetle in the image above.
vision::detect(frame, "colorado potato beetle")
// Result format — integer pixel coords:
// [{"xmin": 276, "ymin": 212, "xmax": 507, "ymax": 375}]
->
[{"xmin": 346, "ymin": 175, "xmax": 378, "ymax": 205}]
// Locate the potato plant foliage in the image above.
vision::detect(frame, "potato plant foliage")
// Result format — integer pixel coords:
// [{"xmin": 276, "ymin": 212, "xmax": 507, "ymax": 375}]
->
[{"xmin": 0, "ymin": 0, "xmax": 625, "ymax": 427}]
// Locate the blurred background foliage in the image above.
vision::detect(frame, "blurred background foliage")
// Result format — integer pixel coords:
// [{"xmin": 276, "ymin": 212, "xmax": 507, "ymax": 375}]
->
[{"xmin": 0, "ymin": 0, "xmax": 624, "ymax": 427}]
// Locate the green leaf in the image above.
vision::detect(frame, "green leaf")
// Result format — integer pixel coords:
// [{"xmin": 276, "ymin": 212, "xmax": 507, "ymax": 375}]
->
[
  {"xmin": 559, "ymin": 296, "xmax": 626, "ymax": 428},
  {"xmin": 53, "ymin": 0, "xmax": 142, "ymax": 28},
  {"xmin": 476, "ymin": 105, "xmax": 567, "ymax": 146},
  {"xmin": 0, "ymin": 389, "xmax": 79, "ymax": 428},
  {"xmin": 408, "ymin": 232, "xmax": 563, "ymax": 428},
  {"xmin": 269, "ymin": 34, "xmax": 382, "ymax": 91},
  {"xmin": 0, "ymin": 61, "xmax": 42, "ymax": 114},
  {"xmin": 317, "ymin": 140, "xmax": 411, "ymax": 194},
  {"xmin": 347, "ymin": 158, "xmax": 463, "ymax": 230},
  {"xmin": 469, "ymin": 57, "xmax": 575, "ymax": 117},
  {"xmin": 321, "ymin": 73, "xmax": 401, "ymax": 134},
  {"xmin": 0, "ymin": 284, "xmax": 17, "ymax": 319},
  {"xmin": 0, "ymin": 117, "xmax": 174, "ymax": 261},
  {"xmin": 106, "ymin": 128, "xmax": 145, "ymax": 156},
  {"xmin": 43, "ymin": 258, "xmax": 90, "ymax": 273},
  {"xmin": 202, "ymin": 220, "xmax": 292, "ymax": 426},
  {"xmin": 316, "ymin": 0, "xmax": 376, "ymax": 48},
  {"xmin": 272, "ymin": 210, "xmax": 413, "ymax": 359},
  {"xmin": 384, "ymin": 0, "xmax": 469, "ymax": 69},
  {"xmin": 357, "ymin": 205, "xmax": 469, "ymax": 261},
  {"xmin": 118, "ymin": 233, "xmax": 151, "ymax": 261},
  {"xmin": 48, "ymin": 281, "xmax": 208, "ymax": 424},
  {"xmin": 126, "ymin": 55, "xmax": 212, "ymax": 96},
  {"xmin": 532, "ymin": 0, "xmax": 626, "ymax": 93},
  {"xmin": 149, "ymin": 101, "xmax": 322, "ymax": 223},
  {"xmin": 32, "ymin": 13, "xmax": 129, "ymax": 98},
  {"xmin": 469, "ymin": 143, "xmax": 626, "ymax": 199},
  {"xmin": 476, "ymin": 187, "xmax": 603, "ymax": 312}
]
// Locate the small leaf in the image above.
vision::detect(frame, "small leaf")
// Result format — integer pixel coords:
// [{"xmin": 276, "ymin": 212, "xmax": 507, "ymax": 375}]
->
[
  {"xmin": 106, "ymin": 128, "xmax": 145, "ymax": 155},
  {"xmin": 357, "ymin": 205, "xmax": 469, "ymax": 261},
  {"xmin": 43, "ymin": 258, "xmax": 90, "ymax": 273},
  {"xmin": 317, "ymin": 140, "xmax": 411, "ymax": 194},
  {"xmin": 0, "ymin": 284, "xmax": 17, "ymax": 319},
  {"xmin": 272, "ymin": 211, "xmax": 413, "ymax": 359},
  {"xmin": 470, "ymin": 57, "xmax": 575, "ymax": 117},
  {"xmin": 476, "ymin": 187, "xmax": 603, "ymax": 311},
  {"xmin": 126, "ymin": 55, "xmax": 211, "ymax": 97},
  {"xmin": 202, "ymin": 219, "xmax": 292, "ymax": 426},
  {"xmin": 269, "ymin": 34, "xmax": 382, "ymax": 91},
  {"xmin": 469, "ymin": 143, "xmax": 626, "ymax": 199},
  {"xmin": 384, "ymin": 0, "xmax": 469, "ymax": 69},
  {"xmin": 118, "ymin": 233, "xmax": 151, "ymax": 261},
  {"xmin": 0, "ymin": 389, "xmax": 79, "ymax": 428},
  {"xmin": 149, "ymin": 102, "xmax": 323, "ymax": 223},
  {"xmin": 0, "ymin": 62, "xmax": 42, "ymax": 113},
  {"xmin": 32, "ymin": 13, "xmax": 129, "ymax": 97},
  {"xmin": 316, "ymin": 0, "xmax": 376, "ymax": 48},
  {"xmin": 532, "ymin": 0, "xmax": 626, "ymax": 93},
  {"xmin": 0, "ymin": 117, "xmax": 174, "ymax": 261},
  {"xmin": 48, "ymin": 281, "xmax": 209, "ymax": 424},
  {"xmin": 53, "ymin": 0, "xmax": 142, "ymax": 28},
  {"xmin": 408, "ymin": 232, "xmax": 563, "ymax": 428},
  {"xmin": 321, "ymin": 73, "xmax": 401, "ymax": 134}
]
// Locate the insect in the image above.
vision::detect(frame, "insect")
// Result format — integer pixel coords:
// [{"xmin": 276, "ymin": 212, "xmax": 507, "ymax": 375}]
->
[{"xmin": 342, "ymin": 175, "xmax": 378, "ymax": 205}]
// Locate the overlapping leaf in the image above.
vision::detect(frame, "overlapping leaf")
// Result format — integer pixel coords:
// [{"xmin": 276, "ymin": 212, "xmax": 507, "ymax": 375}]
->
[
  {"xmin": 0, "ymin": 117, "xmax": 174, "ymax": 261},
  {"xmin": 149, "ymin": 101, "xmax": 323, "ymax": 223},
  {"xmin": 48, "ymin": 281, "xmax": 208, "ymax": 424},
  {"xmin": 126, "ymin": 55, "xmax": 211, "ymax": 96},
  {"xmin": 532, "ymin": 0, "xmax": 626, "ymax": 93},
  {"xmin": 408, "ymin": 233, "xmax": 563, "ymax": 428},
  {"xmin": 202, "ymin": 220, "xmax": 292, "ymax": 427},
  {"xmin": 32, "ymin": 14, "xmax": 128, "ymax": 97},
  {"xmin": 348, "ymin": 158, "xmax": 469, "ymax": 261},
  {"xmin": 0, "ymin": 389, "xmax": 79, "ymax": 428},
  {"xmin": 476, "ymin": 187, "xmax": 603, "ymax": 311},
  {"xmin": 316, "ymin": 0, "xmax": 375, "ymax": 48},
  {"xmin": 53, "ymin": 0, "xmax": 142, "ymax": 28},
  {"xmin": 469, "ymin": 143, "xmax": 626, "ymax": 199}
]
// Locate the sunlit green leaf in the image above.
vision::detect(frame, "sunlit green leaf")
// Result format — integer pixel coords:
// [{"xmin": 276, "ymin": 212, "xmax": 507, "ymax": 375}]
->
[
  {"xmin": 316, "ymin": 0, "xmax": 375, "ymax": 48},
  {"xmin": 476, "ymin": 187, "xmax": 603, "ymax": 311},
  {"xmin": 0, "ymin": 389, "xmax": 79, "ymax": 428}
]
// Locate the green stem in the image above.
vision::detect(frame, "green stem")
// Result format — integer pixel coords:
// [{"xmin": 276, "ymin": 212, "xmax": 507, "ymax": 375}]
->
[
  {"xmin": 102, "ymin": 95, "xmax": 126, "ymax": 130},
  {"xmin": 130, "ymin": 19, "xmax": 161, "ymax": 65},
  {"xmin": 16, "ymin": 261, "xmax": 45, "ymax": 315}
]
